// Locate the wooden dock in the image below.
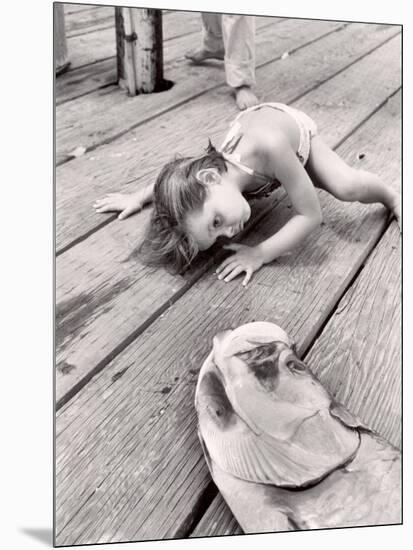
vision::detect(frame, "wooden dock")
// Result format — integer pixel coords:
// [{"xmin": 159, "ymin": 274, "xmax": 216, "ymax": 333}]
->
[{"xmin": 55, "ymin": 4, "xmax": 401, "ymax": 545}]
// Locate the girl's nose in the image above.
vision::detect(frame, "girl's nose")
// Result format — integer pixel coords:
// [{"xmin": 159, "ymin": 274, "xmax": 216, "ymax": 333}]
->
[{"xmin": 222, "ymin": 226, "xmax": 235, "ymax": 238}]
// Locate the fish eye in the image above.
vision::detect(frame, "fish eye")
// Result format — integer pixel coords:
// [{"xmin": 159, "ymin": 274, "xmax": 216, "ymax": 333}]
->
[{"xmin": 288, "ymin": 358, "xmax": 307, "ymax": 372}]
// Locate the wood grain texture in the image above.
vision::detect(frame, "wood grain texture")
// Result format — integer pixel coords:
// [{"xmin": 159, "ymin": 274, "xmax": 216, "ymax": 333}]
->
[
  {"xmin": 56, "ymin": 24, "xmax": 399, "ymax": 252},
  {"xmin": 305, "ymin": 223, "xmax": 401, "ymax": 448},
  {"xmin": 55, "ymin": 37, "xmax": 400, "ymax": 408},
  {"xmin": 190, "ymin": 495, "xmax": 243, "ymax": 537},
  {"xmin": 65, "ymin": 4, "xmax": 115, "ymax": 38},
  {"xmin": 55, "ymin": 91, "xmax": 400, "ymax": 544},
  {"xmin": 64, "ymin": 3, "xmax": 99, "ymax": 16}
]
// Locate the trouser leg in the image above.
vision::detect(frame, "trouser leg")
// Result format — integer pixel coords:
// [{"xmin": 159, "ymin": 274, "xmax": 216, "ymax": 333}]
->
[
  {"xmin": 200, "ymin": 12, "xmax": 225, "ymax": 52},
  {"xmin": 221, "ymin": 14, "xmax": 255, "ymax": 88}
]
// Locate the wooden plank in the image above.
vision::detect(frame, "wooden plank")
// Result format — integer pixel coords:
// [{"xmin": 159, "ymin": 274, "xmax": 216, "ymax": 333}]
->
[
  {"xmin": 64, "ymin": 5, "xmax": 197, "ymax": 39},
  {"xmin": 56, "ymin": 31, "xmax": 400, "ymax": 410},
  {"xmin": 55, "ymin": 92, "xmax": 400, "ymax": 545},
  {"xmin": 305, "ymin": 223, "xmax": 401, "ymax": 448},
  {"xmin": 65, "ymin": 5, "xmax": 115, "ymax": 38},
  {"xmin": 64, "ymin": 3, "xmax": 99, "ymax": 16},
  {"xmin": 56, "ymin": 15, "xmax": 277, "ymax": 105},
  {"xmin": 65, "ymin": 10, "xmax": 203, "ymax": 71},
  {"xmin": 190, "ymin": 497, "xmax": 242, "ymax": 537},
  {"xmin": 56, "ymin": 23, "xmax": 399, "ymax": 251},
  {"xmin": 191, "ymin": 209, "xmax": 401, "ymax": 540},
  {"xmin": 55, "ymin": 33, "xmax": 401, "ymax": 407}
]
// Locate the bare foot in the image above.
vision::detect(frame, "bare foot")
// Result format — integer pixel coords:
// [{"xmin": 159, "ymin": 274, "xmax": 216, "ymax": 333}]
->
[
  {"xmin": 234, "ymin": 86, "xmax": 259, "ymax": 110},
  {"xmin": 185, "ymin": 48, "xmax": 225, "ymax": 64}
]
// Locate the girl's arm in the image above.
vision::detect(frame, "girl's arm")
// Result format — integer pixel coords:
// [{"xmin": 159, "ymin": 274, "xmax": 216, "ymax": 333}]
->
[
  {"xmin": 93, "ymin": 181, "xmax": 155, "ymax": 219},
  {"xmin": 257, "ymin": 130, "xmax": 322, "ymax": 263},
  {"xmin": 217, "ymin": 131, "xmax": 322, "ymax": 286}
]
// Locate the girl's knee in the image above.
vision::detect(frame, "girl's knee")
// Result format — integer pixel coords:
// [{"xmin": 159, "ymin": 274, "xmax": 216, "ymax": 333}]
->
[{"xmin": 333, "ymin": 170, "xmax": 363, "ymax": 202}]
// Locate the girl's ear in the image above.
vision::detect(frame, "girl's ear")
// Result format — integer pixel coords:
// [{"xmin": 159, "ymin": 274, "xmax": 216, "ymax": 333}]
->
[{"xmin": 196, "ymin": 168, "xmax": 220, "ymax": 186}]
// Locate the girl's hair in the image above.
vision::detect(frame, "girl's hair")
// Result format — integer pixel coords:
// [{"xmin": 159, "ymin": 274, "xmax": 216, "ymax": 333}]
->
[{"xmin": 139, "ymin": 141, "xmax": 227, "ymax": 273}]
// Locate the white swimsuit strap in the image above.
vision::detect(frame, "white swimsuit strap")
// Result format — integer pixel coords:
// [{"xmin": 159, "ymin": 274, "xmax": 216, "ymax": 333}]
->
[{"xmin": 221, "ymin": 151, "xmax": 255, "ymax": 177}]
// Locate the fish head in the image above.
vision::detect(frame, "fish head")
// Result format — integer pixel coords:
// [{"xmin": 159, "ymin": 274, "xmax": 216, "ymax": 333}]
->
[
  {"xmin": 211, "ymin": 322, "xmax": 331, "ymax": 410},
  {"xmin": 195, "ymin": 322, "xmax": 361, "ymax": 489}
]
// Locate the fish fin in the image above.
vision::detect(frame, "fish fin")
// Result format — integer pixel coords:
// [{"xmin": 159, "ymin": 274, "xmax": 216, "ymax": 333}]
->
[
  {"xmin": 207, "ymin": 456, "xmax": 294, "ymax": 533},
  {"xmin": 329, "ymin": 400, "xmax": 371, "ymax": 432},
  {"xmin": 201, "ymin": 419, "xmax": 323, "ymax": 486}
]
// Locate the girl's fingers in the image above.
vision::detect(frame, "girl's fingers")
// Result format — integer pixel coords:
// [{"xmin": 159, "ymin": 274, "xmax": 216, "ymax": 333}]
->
[
  {"xmin": 96, "ymin": 204, "xmax": 119, "ymax": 213},
  {"xmin": 94, "ymin": 194, "xmax": 120, "ymax": 206},
  {"xmin": 216, "ymin": 257, "xmax": 233, "ymax": 273},
  {"xmin": 217, "ymin": 262, "xmax": 238, "ymax": 280},
  {"xmin": 94, "ymin": 194, "xmax": 111, "ymax": 203},
  {"xmin": 217, "ymin": 245, "xmax": 244, "ymax": 273},
  {"xmin": 223, "ymin": 243, "xmax": 245, "ymax": 251},
  {"xmin": 118, "ymin": 208, "xmax": 132, "ymax": 219},
  {"xmin": 94, "ymin": 199, "xmax": 113, "ymax": 208},
  {"xmin": 242, "ymin": 269, "xmax": 253, "ymax": 287},
  {"xmin": 223, "ymin": 265, "xmax": 245, "ymax": 282}
]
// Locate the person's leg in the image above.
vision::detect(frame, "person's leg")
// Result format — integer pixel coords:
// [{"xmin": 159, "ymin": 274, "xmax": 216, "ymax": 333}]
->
[
  {"xmin": 306, "ymin": 136, "xmax": 400, "ymax": 225},
  {"xmin": 185, "ymin": 13, "xmax": 225, "ymax": 63},
  {"xmin": 221, "ymin": 14, "xmax": 258, "ymax": 110}
]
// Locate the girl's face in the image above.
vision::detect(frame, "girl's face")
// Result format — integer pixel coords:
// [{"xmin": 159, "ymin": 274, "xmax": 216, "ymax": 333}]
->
[{"xmin": 185, "ymin": 174, "xmax": 251, "ymax": 251}]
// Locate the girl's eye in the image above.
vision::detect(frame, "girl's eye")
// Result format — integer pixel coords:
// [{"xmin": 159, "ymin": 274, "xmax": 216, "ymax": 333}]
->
[{"xmin": 213, "ymin": 216, "xmax": 222, "ymax": 229}]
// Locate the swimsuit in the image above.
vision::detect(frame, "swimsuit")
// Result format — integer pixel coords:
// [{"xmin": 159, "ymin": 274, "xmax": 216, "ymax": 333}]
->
[{"xmin": 219, "ymin": 102, "xmax": 318, "ymax": 199}]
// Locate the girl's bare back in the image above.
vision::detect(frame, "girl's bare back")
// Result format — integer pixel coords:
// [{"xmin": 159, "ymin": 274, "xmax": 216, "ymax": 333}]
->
[{"xmin": 230, "ymin": 105, "xmax": 302, "ymax": 163}]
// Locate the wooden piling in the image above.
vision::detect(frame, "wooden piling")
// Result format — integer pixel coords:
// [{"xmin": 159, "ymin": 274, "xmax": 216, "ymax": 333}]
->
[
  {"xmin": 54, "ymin": 4, "xmax": 70, "ymax": 75},
  {"xmin": 115, "ymin": 7, "xmax": 164, "ymax": 95}
]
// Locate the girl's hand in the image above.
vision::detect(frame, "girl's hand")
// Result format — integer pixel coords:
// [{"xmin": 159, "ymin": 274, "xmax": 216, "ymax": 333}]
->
[
  {"xmin": 93, "ymin": 192, "xmax": 144, "ymax": 220},
  {"xmin": 216, "ymin": 243, "xmax": 264, "ymax": 287}
]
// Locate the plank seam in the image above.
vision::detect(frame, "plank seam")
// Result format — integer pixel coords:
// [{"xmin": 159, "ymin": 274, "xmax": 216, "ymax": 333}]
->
[
  {"xmin": 66, "ymin": 55, "xmax": 116, "ymax": 73},
  {"xmin": 67, "ymin": 24, "xmax": 115, "ymax": 40},
  {"xmin": 56, "ymin": 213, "xmax": 115, "ymax": 257},
  {"xmin": 299, "ymin": 218, "xmax": 396, "ymax": 361},
  {"xmin": 55, "ymin": 266, "xmax": 210, "ymax": 411},
  {"xmin": 65, "ymin": 5, "xmax": 103, "ymax": 17}
]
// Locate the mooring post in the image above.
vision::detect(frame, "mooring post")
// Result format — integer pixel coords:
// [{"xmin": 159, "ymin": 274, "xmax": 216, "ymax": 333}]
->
[
  {"xmin": 54, "ymin": 3, "xmax": 70, "ymax": 75},
  {"xmin": 115, "ymin": 7, "xmax": 164, "ymax": 95}
]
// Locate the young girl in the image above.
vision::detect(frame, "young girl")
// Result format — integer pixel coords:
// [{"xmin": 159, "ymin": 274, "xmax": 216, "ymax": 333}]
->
[{"xmin": 93, "ymin": 102, "xmax": 400, "ymax": 287}]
